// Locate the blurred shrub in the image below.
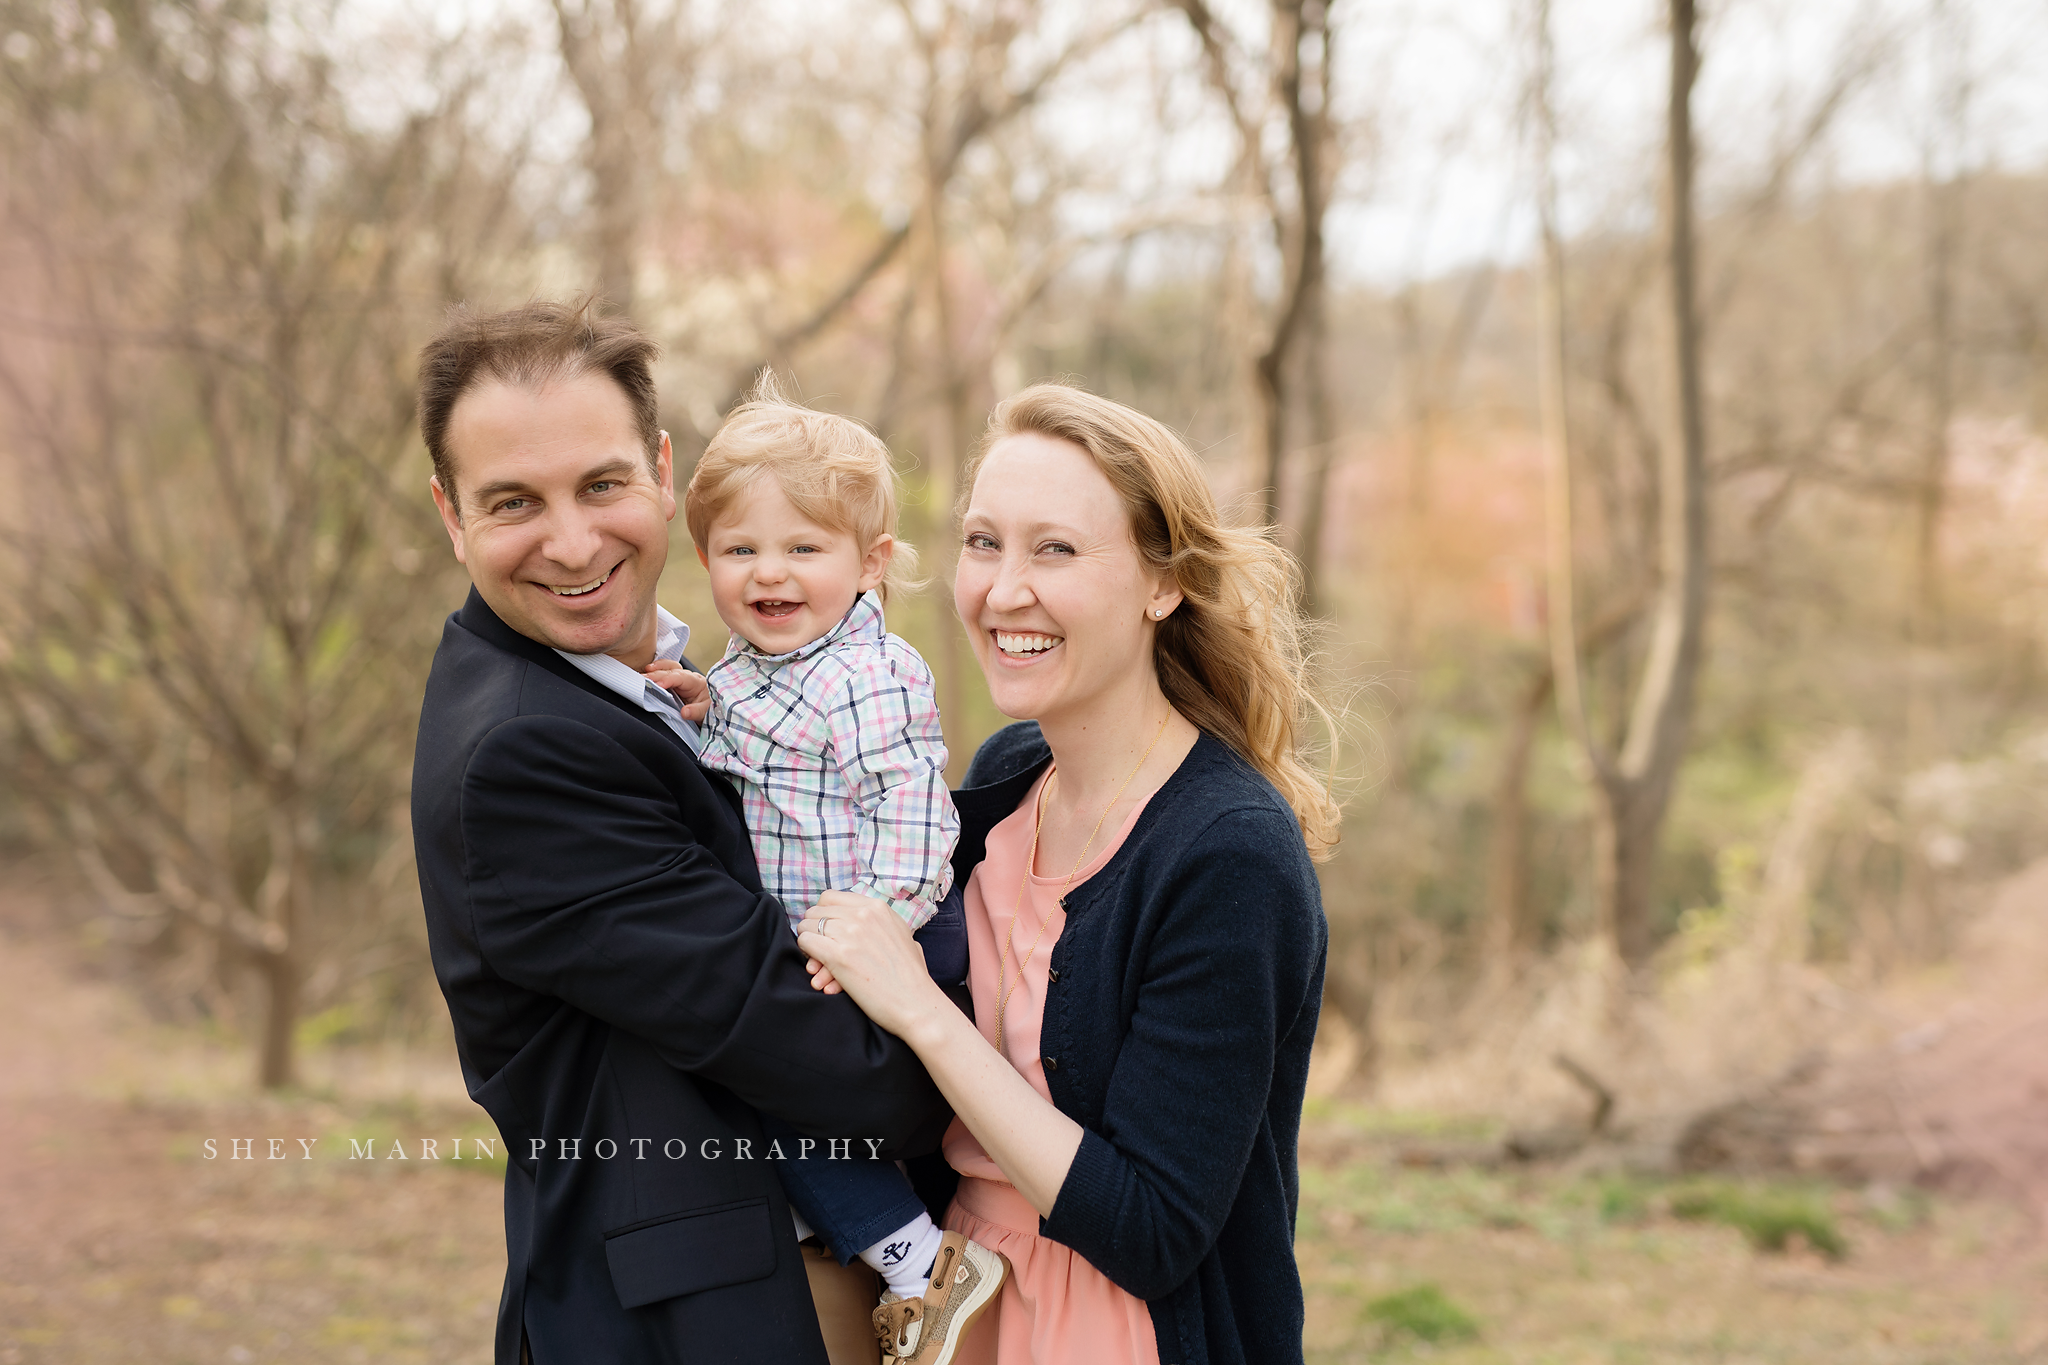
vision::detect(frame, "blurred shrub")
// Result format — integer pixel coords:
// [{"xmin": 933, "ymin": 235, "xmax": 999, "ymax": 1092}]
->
[
  {"xmin": 1362, "ymin": 1283, "xmax": 1481, "ymax": 1344},
  {"xmin": 1670, "ymin": 1182, "xmax": 1847, "ymax": 1259}
]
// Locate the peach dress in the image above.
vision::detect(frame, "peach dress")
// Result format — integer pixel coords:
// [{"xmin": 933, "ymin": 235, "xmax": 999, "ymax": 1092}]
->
[{"xmin": 940, "ymin": 769, "xmax": 1161, "ymax": 1365}]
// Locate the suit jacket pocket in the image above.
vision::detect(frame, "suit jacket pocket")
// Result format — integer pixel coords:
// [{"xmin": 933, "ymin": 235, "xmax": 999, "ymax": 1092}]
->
[{"xmin": 603, "ymin": 1196, "xmax": 779, "ymax": 1309}]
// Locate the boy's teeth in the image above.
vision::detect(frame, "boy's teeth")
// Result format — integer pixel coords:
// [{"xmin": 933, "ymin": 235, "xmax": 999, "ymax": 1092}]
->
[
  {"xmin": 550, "ymin": 568, "xmax": 613, "ymax": 596},
  {"xmin": 996, "ymin": 632, "xmax": 1062, "ymax": 655}
]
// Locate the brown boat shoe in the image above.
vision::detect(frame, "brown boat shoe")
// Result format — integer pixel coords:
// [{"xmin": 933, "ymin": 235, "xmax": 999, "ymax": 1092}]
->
[{"xmin": 871, "ymin": 1231, "xmax": 1008, "ymax": 1364}]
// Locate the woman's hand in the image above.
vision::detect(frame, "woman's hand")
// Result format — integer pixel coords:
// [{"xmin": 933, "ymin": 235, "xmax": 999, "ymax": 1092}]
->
[
  {"xmin": 804, "ymin": 890, "xmax": 1086, "ymax": 1217},
  {"xmin": 796, "ymin": 890, "xmax": 946, "ymax": 1038}
]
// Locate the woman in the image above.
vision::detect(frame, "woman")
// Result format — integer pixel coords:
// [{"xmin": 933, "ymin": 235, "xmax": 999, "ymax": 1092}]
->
[{"xmin": 798, "ymin": 384, "xmax": 1338, "ymax": 1365}]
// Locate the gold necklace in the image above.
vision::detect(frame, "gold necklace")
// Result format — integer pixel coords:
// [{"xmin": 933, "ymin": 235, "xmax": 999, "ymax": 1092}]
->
[{"xmin": 993, "ymin": 714, "xmax": 1173, "ymax": 1056}]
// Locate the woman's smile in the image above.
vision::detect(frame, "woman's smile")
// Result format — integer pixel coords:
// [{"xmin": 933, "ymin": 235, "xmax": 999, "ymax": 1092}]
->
[{"xmin": 993, "ymin": 631, "xmax": 1063, "ymax": 659}]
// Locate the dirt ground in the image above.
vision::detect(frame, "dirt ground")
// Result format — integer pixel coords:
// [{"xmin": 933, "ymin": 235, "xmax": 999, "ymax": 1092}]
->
[
  {"xmin": 2, "ymin": 884, "xmax": 2045, "ymax": 1365},
  {"xmin": 0, "ymin": 889, "xmax": 504, "ymax": 1365},
  {"xmin": 1292, "ymin": 1111, "xmax": 2048, "ymax": 1363}
]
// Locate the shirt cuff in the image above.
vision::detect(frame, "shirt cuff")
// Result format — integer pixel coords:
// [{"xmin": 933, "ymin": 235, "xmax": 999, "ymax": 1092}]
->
[
  {"xmin": 888, "ymin": 895, "xmax": 938, "ymax": 931},
  {"xmin": 844, "ymin": 883, "xmax": 938, "ymax": 931}
]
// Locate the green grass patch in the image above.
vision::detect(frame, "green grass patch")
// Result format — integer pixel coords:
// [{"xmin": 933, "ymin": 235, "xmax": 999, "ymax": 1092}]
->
[
  {"xmin": 1303, "ymin": 1162, "xmax": 1538, "ymax": 1238},
  {"xmin": 1669, "ymin": 1181, "xmax": 1847, "ymax": 1259},
  {"xmin": 1299, "ymin": 1100, "xmax": 1502, "ymax": 1143},
  {"xmin": 1362, "ymin": 1283, "xmax": 1480, "ymax": 1344},
  {"xmin": 1860, "ymin": 1183, "xmax": 1930, "ymax": 1232},
  {"xmin": 1596, "ymin": 1176, "xmax": 1653, "ymax": 1225}
]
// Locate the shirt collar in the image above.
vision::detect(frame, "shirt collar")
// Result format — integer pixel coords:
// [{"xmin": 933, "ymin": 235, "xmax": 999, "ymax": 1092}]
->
[
  {"xmin": 650, "ymin": 606, "xmax": 690, "ymax": 663},
  {"xmin": 725, "ymin": 592, "xmax": 884, "ymax": 669},
  {"xmin": 550, "ymin": 606, "xmax": 701, "ymax": 748}
]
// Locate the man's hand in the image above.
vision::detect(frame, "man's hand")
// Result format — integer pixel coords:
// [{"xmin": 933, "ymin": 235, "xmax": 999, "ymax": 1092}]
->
[{"xmin": 643, "ymin": 660, "xmax": 711, "ymax": 722}]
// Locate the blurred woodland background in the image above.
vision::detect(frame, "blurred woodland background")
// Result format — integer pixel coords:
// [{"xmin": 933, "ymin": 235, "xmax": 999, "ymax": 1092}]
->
[{"xmin": 1, "ymin": 0, "xmax": 2046, "ymax": 1203}]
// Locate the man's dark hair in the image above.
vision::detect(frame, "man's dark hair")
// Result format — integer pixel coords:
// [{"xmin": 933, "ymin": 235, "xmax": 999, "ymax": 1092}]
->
[{"xmin": 418, "ymin": 296, "xmax": 661, "ymax": 511}]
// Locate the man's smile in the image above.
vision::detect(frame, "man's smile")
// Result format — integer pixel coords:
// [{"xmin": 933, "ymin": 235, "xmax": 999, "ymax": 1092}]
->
[{"xmin": 542, "ymin": 564, "xmax": 618, "ymax": 598}]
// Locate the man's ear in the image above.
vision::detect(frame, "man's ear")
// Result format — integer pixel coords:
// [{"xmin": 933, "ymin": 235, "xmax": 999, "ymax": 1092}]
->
[
  {"xmin": 430, "ymin": 475, "xmax": 467, "ymax": 566},
  {"xmin": 858, "ymin": 534, "xmax": 895, "ymax": 593},
  {"xmin": 656, "ymin": 430, "xmax": 677, "ymax": 521}
]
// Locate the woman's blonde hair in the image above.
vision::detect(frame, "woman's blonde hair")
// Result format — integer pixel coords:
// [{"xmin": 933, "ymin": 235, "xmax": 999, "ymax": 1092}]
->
[
  {"xmin": 685, "ymin": 376, "xmax": 919, "ymax": 600},
  {"xmin": 969, "ymin": 383, "xmax": 1341, "ymax": 860}
]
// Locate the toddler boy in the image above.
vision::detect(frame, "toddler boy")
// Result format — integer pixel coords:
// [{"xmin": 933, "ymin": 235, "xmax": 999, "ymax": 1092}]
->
[{"xmin": 651, "ymin": 384, "xmax": 1003, "ymax": 1365}]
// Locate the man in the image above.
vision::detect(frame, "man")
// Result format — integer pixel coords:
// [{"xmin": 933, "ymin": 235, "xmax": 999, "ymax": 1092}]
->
[{"xmin": 410, "ymin": 299, "xmax": 950, "ymax": 1363}]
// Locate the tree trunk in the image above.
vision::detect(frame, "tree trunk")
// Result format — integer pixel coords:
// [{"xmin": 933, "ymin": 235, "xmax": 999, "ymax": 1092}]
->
[
  {"xmin": 1532, "ymin": 0, "xmax": 1708, "ymax": 970},
  {"xmin": 1297, "ymin": 282, "xmax": 1340, "ymax": 616},
  {"xmin": 1487, "ymin": 593, "xmax": 1645, "ymax": 982},
  {"xmin": 1594, "ymin": 0, "xmax": 1710, "ymax": 969},
  {"xmin": 1593, "ymin": 775, "xmax": 1670, "ymax": 968},
  {"xmin": 256, "ymin": 946, "xmax": 299, "ymax": 1090},
  {"xmin": 253, "ymin": 795, "xmax": 312, "ymax": 1090},
  {"xmin": 1168, "ymin": 0, "xmax": 1335, "ymax": 550},
  {"xmin": 1254, "ymin": 0, "xmax": 1329, "ymax": 540},
  {"xmin": 555, "ymin": 0, "xmax": 655, "ymax": 314},
  {"xmin": 918, "ymin": 162, "xmax": 969, "ymax": 780},
  {"xmin": 1254, "ymin": 347, "xmax": 1289, "ymax": 533},
  {"xmin": 1485, "ymin": 667, "xmax": 1552, "ymax": 977},
  {"xmin": 591, "ymin": 135, "xmax": 641, "ymax": 313},
  {"xmin": 1915, "ymin": 0, "xmax": 1967, "ymax": 637}
]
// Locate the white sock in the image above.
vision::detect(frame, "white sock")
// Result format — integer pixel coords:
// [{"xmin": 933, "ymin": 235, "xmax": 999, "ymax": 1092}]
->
[{"xmin": 859, "ymin": 1214, "xmax": 947, "ymax": 1301}]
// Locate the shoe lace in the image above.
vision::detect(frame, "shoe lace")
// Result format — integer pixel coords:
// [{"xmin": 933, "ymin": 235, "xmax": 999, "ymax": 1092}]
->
[
  {"xmin": 928, "ymin": 1241, "xmax": 958, "ymax": 1291},
  {"xmin": 874, "ymin": 1298, "xmax": 923, "ymax": 1351}
]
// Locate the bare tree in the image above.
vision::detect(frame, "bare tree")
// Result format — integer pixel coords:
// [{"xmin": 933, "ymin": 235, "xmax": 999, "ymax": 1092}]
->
[
  {"xmin": 1913, "ymin": 0, "xmax": 1971, "ymax": 639},
  {"xmin": 553, "ymin": 0, "xmax": 698, "ymax": 313},
  {"xmin": 1170, "ymin": 0, "xmax": 1342, "ymax": 607},
  {"xmin": 778, "ymin": 0, "xmax": 1139, "ymax": 770},
  {"xmin": 0, "ymin": 4, "xmax": 518, "ymax": 1086},
  {"xmin": 1483, "ymin": 595, "xmax": 1645, "ymax": 982},
  {"xmin": 1537, "ymin": 0, "xmax": 1711, "ymax": 969}
]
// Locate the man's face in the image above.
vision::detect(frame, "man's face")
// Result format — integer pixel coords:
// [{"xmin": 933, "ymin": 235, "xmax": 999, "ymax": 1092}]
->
[{"xmin": 432, "ymin": 371, "xmax": 675, "ymax": 668}]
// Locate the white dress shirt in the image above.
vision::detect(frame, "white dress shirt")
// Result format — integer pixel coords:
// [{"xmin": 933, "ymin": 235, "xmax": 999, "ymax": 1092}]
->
[{"xmin": 552, "ymin": 607, "xmax": 703, "ymax": 754}]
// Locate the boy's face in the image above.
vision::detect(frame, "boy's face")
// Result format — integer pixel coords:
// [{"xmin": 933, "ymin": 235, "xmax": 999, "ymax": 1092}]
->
[{"xmin": 699, "ymin": 474, "xmax": 892, "ymax": 654}]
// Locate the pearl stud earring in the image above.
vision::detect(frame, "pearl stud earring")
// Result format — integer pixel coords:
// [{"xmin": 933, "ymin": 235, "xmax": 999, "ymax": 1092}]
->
[{"xmin": 1152, "ymin": 608, "xmax": 1164, "ymax": 619}]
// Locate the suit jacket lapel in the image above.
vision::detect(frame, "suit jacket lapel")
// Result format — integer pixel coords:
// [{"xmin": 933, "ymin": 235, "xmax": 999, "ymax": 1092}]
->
[{"xmin": 455, "ymin": 588, "xmax": 693, "ymax": 753}]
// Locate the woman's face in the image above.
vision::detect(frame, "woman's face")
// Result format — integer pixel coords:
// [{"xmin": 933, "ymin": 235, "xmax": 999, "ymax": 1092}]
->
[{"xmin": 955, "ymin": 432, "xmax": 1179, "ymax": 727}]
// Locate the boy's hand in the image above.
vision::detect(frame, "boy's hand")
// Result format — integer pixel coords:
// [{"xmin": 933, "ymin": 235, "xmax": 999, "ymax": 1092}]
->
[
  {"xmin": 803, "ymin": 956, "xmax": 844, "ymax": 995},
  {"xmin": 642, "ymin": 660, "xmax": 711, "ymax": 722}
]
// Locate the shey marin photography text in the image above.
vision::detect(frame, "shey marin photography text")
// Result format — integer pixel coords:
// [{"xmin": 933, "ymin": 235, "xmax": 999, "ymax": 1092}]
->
[{"xmin": 199, "ymin": 1136, "xmax": 890, "ymax": 1162}]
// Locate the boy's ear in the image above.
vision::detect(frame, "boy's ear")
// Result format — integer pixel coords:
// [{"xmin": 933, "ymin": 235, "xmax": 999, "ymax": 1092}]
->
[
  {"xmin": 857, "ymin": 534, "xmax": 895, "ymax": 592},
  {"xmin": 695, "ymin": 544, "xmax": 709, "ymax": 569}
]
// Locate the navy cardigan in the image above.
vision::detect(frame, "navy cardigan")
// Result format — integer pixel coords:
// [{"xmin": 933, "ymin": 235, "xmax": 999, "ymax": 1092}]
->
[{"xmin": 945, "ymin": 722, "xmax": 1327, "ymax": 1365}]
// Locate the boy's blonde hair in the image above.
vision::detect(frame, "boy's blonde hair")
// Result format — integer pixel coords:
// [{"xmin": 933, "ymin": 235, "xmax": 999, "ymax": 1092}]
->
[{"xmin": 685, "ymin": 376, "xmax": 919, "ymax": 601}]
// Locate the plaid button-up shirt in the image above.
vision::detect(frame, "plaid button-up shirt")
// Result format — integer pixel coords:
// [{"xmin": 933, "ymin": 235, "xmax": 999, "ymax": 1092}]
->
[{"xmin": 697, "ymin": 592, "xmax": 956, "ymax": 932}]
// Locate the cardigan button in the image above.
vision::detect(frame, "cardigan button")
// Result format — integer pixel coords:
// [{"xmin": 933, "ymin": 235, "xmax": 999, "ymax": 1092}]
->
[
  {"xmin": 1047, "ymin": 968, "xmax": 1060, "ymax": 983},
  {"xmin": 1042, "ymin": 1055, "xmax": 1058, "ymax": 1072}
]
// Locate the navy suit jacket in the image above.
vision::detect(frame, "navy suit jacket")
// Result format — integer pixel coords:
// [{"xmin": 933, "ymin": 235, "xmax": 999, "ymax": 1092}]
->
[{"xmin": 412, "ymin": 589, "xmax": 951, "ymax": 1364}]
